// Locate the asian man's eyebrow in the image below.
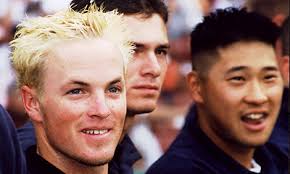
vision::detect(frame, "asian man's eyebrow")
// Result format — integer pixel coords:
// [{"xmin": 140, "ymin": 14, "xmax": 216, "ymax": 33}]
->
[
  {"xmin": 225, "ymin": 66, "xmax": 248, "ymax": 74},
  {"xmin": 225, "ymin": 66, "xmax": 280, "ymax": 75},
  {"xmin": 261, "ymin": 66, "xmax": 279, "ymax": 72}
]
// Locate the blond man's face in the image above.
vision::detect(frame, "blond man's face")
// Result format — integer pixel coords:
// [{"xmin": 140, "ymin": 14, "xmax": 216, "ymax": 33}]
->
[{"xmin": 27, "ymin": 39, "xmax": 127, "ymax": 166}]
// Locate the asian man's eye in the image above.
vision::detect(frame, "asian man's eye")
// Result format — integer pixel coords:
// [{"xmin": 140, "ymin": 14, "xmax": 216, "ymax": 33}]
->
[
  {"xmin": 264, "ymin": 74, "xmax": 278, "ymax": 82},
  {"xmin": 230, "ymin": 76, "xmax": 245, "ymax": 81},
  {"xmin": 228, "ymin": 76, "xmax": 246, "ymax": 85}
]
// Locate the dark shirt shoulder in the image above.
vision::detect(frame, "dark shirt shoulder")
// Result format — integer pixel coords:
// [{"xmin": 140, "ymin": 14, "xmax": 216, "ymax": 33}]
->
[
  {"xmin": 0, "ymin": 105, "xmax": 27, "ymax": 174},
  {"xmin": 269, "ymin": 88, "xmax": 289, "ymax": 156},
  {"xmin": 109, "ymin": 134, "xmax": 142, "ymax": 174},
  {"xmin": 17, "ymin": 121, "xmax": 36, "ymax": 151},
  {"xmin": 146, "ymin": 105, "xmax": 288, "ymax": 174},
  {"xmin": 26, "ymin": 145, "xmax": 64, "ymax": 174},
  {"xmin": 19, "ymin": 122, "xmax": 141, "ymax": 174}
]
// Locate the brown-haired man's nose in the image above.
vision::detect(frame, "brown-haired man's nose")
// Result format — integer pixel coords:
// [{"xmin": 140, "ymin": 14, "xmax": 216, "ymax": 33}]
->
[{"xmin": 141, "ymin": 52, "xmax": 161, "ymax": 78}]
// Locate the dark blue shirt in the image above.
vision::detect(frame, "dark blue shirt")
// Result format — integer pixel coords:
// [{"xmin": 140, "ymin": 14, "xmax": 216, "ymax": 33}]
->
[
  {"xmin": 146, "ymin": 102, "xmax": 288, "ymax": 174},
  {"xmin": 25, "ymin": 145, "xmax": 64, "ymax": 174},
  {"xmin": 17, "ymin": 121, "xmax": 36, "ymax": 152},
  {"xmin": 109, "ymin": 134, "xmax": 142, "ymax": 174},
  {"xmin": 0, "ymin": 105, "xmax": 27, "ymax": 174},
  {"xmin": 269, "ymin": 88, "xmax": 289, "ymax": 156},
  {"xmin": 18, "ymin": 121, "xmax": 141, "ymax": 174}
]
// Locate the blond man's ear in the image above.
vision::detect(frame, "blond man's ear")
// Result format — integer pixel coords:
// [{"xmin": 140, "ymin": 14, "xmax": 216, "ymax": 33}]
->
[
  {"xmin": 187, "ymin": 71, "xmax": 204, "ymax": 104},
  {"xmin": 21, "ymin": 86, "xmax": 43, "ymax": 122}
]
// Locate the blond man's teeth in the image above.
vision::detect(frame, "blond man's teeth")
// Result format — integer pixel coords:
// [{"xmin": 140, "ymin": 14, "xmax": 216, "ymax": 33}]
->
[{"xmin": 82, "ymin": 129, "xmax": 108, "ymax": 135}]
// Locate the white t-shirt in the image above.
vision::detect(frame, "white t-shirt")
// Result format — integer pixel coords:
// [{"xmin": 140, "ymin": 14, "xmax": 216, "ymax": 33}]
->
[{"xmin": 249, "ymin": 159, "xmax": 262, "ymax": 173}]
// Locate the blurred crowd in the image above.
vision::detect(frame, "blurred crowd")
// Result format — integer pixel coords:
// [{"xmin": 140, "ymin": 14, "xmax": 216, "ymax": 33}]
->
[{"xmin": 0, "ymin": 0, "xmax": 288, "ymax": 173}]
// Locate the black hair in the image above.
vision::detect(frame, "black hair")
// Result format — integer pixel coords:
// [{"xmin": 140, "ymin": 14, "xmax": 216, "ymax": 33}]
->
[
  {"xmin": 190, "ymin": 8, "xmax": 280, "ymax": 76},
  {"xmin": 281, "ymin": 16, "xmax": 289, "ymax": 56},
  {"xmin": 70, "ymin": 0, "xmax": 168, "ymax": 23}
]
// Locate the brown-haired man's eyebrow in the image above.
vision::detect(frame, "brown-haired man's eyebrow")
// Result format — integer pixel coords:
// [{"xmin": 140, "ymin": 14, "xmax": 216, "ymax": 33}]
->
[
  {"xmin": 158, "ymin": 44, "xmax": 170, "ymax": 49},
  {"xmin": 132, "ymin": 42, "xmax": 144, "ymax": 49}
]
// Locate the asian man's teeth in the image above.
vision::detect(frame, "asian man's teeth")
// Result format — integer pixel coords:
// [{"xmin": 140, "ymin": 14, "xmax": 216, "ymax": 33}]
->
[
  {"xmin": 246, "ymin": 114, "xmax": 264, "ymax": 120},
  {"xmin": 242, "ymin": 113, "xmax": 265, "ymax": 122},
  {"xmin": 82, "ymin": 129, "xmax": 108, "ymax": 135}
]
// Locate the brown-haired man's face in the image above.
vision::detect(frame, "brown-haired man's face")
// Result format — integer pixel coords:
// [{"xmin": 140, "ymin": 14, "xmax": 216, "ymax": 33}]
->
[{"xmin": 124, "ymin": 14, "xmax": 169, "ymax": 115}]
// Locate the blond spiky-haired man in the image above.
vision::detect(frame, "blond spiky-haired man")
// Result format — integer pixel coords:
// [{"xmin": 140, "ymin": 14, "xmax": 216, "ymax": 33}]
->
[{"xmin": 10, "ymin": 4, "xmax": 133, "ymax": 174}]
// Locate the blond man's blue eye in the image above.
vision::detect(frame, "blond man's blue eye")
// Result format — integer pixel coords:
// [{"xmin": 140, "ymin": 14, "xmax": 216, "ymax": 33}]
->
[
  {"xmin": 108, "ymin": 87, "xmax": 121, "ymax": 93},
  {"xmin": 68, "ymin": 89, "xmax": 81, "ymax": 94}
]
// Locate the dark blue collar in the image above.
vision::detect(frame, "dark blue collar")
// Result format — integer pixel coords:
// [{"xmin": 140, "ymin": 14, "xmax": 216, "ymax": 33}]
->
[
  {"xmin": 179, "ymin": 105, "xmax": 284, "ymax": 173},
  {"xmin": 109, "ymin": 134, "xmax": 142, "ymax": 174},
  {"xmin": 26, "ymin": 145, "xmax": 64, "ymax": 174}
]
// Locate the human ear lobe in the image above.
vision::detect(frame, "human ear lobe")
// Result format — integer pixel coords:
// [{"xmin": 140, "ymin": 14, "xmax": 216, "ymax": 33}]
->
[
  {"xmin": 281, "ymin": 56, "xmax": 289, "ymax": 86},
  {"xmin": 21, "ymin": 86, "xmax": 43, "ymax": 122},
  {"xmin": 187, "ymin": 71, "xmax": 204, "ymax": 103}
]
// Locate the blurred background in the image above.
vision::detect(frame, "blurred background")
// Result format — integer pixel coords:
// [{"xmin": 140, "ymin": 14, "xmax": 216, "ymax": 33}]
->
[{"xmin": 0, "ymin": 0, "xmax": 288, "ymax": 173}]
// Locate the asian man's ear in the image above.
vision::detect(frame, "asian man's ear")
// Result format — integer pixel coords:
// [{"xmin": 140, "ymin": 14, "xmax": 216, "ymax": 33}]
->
[
  {"xmin": 21, "ymin": 85, "xmax": 43, "ymax": 122},
  {"xmin": 281, "ymin": 56, "xmax": 289, "ymax": 87},
  {"xmin": 187, "ymin": 71, "xmax": 204, "ymax": 103}
]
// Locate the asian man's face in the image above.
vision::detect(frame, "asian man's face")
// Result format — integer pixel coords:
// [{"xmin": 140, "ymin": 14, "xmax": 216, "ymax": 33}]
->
[{"xmin": 191, "ymin": 41, "xmax": 283, "ymax": 149}]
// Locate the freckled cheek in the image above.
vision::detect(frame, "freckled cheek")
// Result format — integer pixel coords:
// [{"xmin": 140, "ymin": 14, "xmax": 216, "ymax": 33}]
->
[
  {"xmin": 51, "ymin": 100, "xmax": 87, "ymax": 121},
  {"xmin": 107, "ymin": 99, "xmax": 126, "ymax": 119}
]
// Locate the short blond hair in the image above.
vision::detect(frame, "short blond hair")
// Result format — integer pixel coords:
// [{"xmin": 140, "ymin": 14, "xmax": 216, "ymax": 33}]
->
[{"xmin": 10, "ymin": 4, "xmax": 133, "ymax": 92}]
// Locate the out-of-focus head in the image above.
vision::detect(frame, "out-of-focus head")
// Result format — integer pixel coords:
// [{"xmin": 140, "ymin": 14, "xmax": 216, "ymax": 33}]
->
[
  {"xmin": 246, "ymin": 0, "xmax": 289, "ymax": 26},
  {"xmin": 281, "ymin": 17, "xmax": 289, "ymax": 56},
  {"xmin": 187, "ymin": 8, "xmax": 283, "ymax": 167},
  {"xmin": 10, "ymin": 4, "xmax": 133, "ymax": 173},
  {"xmin": 198, "ymin": 0, "xmax": 216, "ymax": 15},
  {"xmin": 70, "ymin": 0, "xmax": 170, "ymax": 116}
]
